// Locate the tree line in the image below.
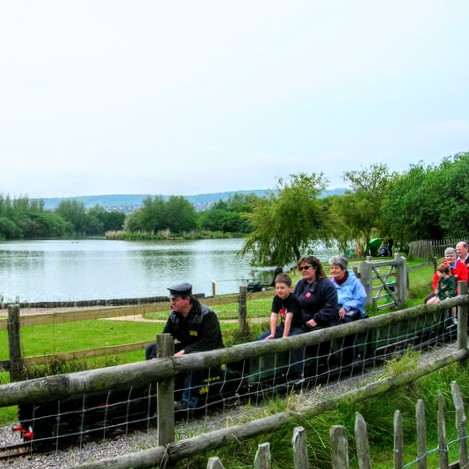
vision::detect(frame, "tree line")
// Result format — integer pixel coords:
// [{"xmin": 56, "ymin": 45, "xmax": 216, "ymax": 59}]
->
[
  {"xmin": 0, "ymin": 198, "xmax": 126, "ymax": 239},
  {"xmin": 1, "ymin": 152, "xmax": 467, "ymax": 266}
]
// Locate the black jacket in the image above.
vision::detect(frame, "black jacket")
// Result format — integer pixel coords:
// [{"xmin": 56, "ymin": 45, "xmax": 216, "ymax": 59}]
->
[
  {"xmin": 293, "ymin": 277, "xmax": 339, "ymax": 327},
  {"xmin": 163, "ymin": 298, "xmax": 224, "ymax": 353}
]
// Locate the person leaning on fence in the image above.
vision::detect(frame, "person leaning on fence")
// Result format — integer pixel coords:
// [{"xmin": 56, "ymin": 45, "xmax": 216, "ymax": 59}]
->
[
  {"xmin": 425, "ymin": 247, "xmax": 468, "ymax": 303},
  {"xmin": 329, "ymin": 256, "xmax": 368, "ymax": 322},
  {"xmin": 145, "ymin": 282, "xmax": 224, "ymax": 412},
  {"xmin": 259, "ymin": 273, "xmax": 304, "ymax": 380},
  {"xmin": 426, "ymin": 264, "xmax": 456, "ymax": 304},
  {"xmin": 426, "ymin": 264, "xmax": 458, "ymax": 324}
]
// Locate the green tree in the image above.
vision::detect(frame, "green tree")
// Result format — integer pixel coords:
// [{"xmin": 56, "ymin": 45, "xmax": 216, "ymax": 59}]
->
[
  {"xmin": 0, "ymin": 216, "xmax": 21, "ymax": 240},
  {"xmin": 239, "ymin": 173, "xmax": 331, "ymax": 266},
  {"xmin": 335, "ymin": 163, "xmax": 397, "ymax": 255},
  {"xmin": 381, "ymin": 162, "xmax": 442, "ymax": 244},
  {"xmin": 199, "ymin": 193, "xmax": 257, "ymax": 233},
  {"xmin": 55, "ymin": 200, "xmax": 88, "ymax": 235},
  {"xmin": 431, "ymin": 152, "xmax": 469, "ymax": 237},
  {"xmin": 166, "ymin": 196, "xmax": 197, "ymax": 233},
  {"xmin": 88, "ymin": 205, "xmax": 125, "ymax": 232}
]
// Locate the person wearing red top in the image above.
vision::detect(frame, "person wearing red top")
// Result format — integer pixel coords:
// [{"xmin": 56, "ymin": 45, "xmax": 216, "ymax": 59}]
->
[
  {"xmin": 456, "ymin": 241, "xmax": 469, "ymax": 268},
  {"xmin": 431, "ymin": 247, "xmax": 468, "ymax": 290},
  {"xmin": 426, "ymin": 247, "xmax": 469, "ymax": 304}
]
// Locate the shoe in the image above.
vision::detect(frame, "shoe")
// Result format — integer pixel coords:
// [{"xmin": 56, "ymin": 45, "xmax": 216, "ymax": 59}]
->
[{"xmin": 174, "ymin": 400, "xmax": 189, "ymax": 411}]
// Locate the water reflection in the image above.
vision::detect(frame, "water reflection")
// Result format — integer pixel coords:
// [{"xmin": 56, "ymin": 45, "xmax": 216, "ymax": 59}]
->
[
  {"xmin": 0, "ymin": 239, "xmax": 338, "ymax": 303},
  {"xmin": 0, "ymin": 239, "xmax": 274, "ymax": 302}
]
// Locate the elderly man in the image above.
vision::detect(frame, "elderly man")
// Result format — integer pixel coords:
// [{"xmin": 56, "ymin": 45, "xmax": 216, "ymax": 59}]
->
[
  {"xmin": 145, "ymin": 282, "xmax": 224, "ymax": 411},
  {"xmin": 456, "ymin": 241, "xmax": 469, "ymax": 267}
]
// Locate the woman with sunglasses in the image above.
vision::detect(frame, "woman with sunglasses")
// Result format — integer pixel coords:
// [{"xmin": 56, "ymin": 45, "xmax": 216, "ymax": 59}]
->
[{"xmin": 293, "ymin": 255, "xmax": 339, "ymax": 330}]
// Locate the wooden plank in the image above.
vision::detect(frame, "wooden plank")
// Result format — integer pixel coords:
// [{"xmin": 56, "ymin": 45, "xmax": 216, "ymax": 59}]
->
[
  {"xmin": 330, "ymin": 425, "xmax": 349, "ymax": 469},
  {"xmin": 416, "ymin": 399, "xmax": 427, "ymax": 469},
  {"xmin": 157, "ymin": 334, "xmax": 175, "ymax": 446},
  {"xmin": 355, "ymin": 412, "xmax": 371, "ymax": 469},
  {"xmin": 254, "ymin": 442, "xmax": 271, "ymax": 469},
  {"xmin": 394, "ymin": 410, "xmax": 403, "ymax": 469},
  {"xmin": 207, "ymin": 457, "xmax": 225, "ymax": 469},
  {"xmin": 7, "ymin": 305, "xmax": 23, "ymax": 382},
  {"xmin": 451, "ymin": 381, "xmax": 468, "ymax": 467},
  {"xmin": 22, "ymin": 341, "xmax": 149, "ymax": 366},
  {"xmin": 438, "ymin": 391, "xmax": 449, "ymax": 469},
  {"xmin": 207, "ymin": 456, "xmax": 225, "ymax": 469},
  {"xmin": 292, "ymin": 426, "xmax": 308, "ymax": 469}
]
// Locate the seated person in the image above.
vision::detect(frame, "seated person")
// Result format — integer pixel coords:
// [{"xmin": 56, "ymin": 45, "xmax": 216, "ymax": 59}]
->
[
  {"xmin": 293, "ymin": 255, "xmax": 339, "ymax": 329},
  {"xmin": 426, "ymin": 247, "xmax": 468, "ymax": 303},
  {"xmin": 145, "ymin": 282, "xmax": 224, "ymax": 411},
  {"xmin": 329, "ymin": 256, "xmax": 368, "ymax": 322},
  {"xmin": 259, "ymin": 273, "xmax": 304, "ymax": 379},
  {"xmin": 259, "ymin": 273, "xmax": 303, "ymax": 340},
  {"xmin": 427, "ymin": 264, "xmax": 456, "ymax": 303}
]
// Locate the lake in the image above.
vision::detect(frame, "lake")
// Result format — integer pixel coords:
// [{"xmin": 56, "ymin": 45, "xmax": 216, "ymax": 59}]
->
[{"xmin": 0, "ymin": 238, "xmax": 337, "ymax": 303}]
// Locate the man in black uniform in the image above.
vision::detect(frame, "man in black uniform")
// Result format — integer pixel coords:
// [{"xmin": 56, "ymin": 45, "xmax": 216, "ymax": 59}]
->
[{"xmin": 145, "ymin": 282, "xmax": 224, "ymax": 410}]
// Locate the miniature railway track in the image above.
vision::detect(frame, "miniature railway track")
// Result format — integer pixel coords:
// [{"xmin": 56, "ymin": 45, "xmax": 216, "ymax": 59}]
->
[{"xmin": 0, "ymin": 441, "xmax": 34, "ymax": 461}]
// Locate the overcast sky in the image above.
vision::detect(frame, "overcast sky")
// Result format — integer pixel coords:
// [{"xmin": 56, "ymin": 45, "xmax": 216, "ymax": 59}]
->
[{"xmin": 1, "ymin": 1, "xmax": 468, "ymax": 199}]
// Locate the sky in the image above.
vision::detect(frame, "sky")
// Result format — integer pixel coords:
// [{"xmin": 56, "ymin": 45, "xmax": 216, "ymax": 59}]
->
[{"xmin": 1, "ymin": 1, "xmax": 468, "ymax": 199}]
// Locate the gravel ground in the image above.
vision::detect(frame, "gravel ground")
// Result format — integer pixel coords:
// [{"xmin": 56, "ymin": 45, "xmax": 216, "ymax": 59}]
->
[{"xmin": 0, "ymin": 342, "xmax": 459, "ymax": 468}]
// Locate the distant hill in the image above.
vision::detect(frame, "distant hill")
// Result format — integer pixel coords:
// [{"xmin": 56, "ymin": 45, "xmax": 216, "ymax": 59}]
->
[{"xmin": 38, "ymin": 188, "xmax": 345, "ymax": 213}]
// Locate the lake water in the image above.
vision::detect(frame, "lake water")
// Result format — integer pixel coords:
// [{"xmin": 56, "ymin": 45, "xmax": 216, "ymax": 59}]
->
[{"xmin": 0, "ymin": 239, "xmax": 337, "ymax": 303}]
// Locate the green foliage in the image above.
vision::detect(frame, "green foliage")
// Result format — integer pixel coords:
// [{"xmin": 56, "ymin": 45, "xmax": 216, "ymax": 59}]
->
[
  {"xmin": 333, "ymin": 163, "xmax": 398, "ymax": 255},
  {"xmin": 124, "ymin": 195, "xmax": 197, "ymax": 234},
  {"xmin": 381, "ymin": 152, "xmax": 469, "ymax": 243},
  {"xmin": 239, "ymin": 172, "xmax": 332, "ymax": 266}
]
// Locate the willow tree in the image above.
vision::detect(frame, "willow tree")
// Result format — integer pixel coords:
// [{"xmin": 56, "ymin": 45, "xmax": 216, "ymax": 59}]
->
[{"xmin": 239, "ymin": 172, "xmax": 331, "ymax": 266}]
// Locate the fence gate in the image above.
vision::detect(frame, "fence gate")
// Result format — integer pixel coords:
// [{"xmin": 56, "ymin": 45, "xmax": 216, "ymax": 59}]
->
[{"xmin": 359, "ymin": 255, "xmax": 407, "ymax": 309}]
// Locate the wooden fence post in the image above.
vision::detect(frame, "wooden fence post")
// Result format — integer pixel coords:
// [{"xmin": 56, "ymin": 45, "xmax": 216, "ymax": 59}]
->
[
  {"xmin": 451, "ymin": 381, "xmax": 468, "ymax": 467},
  {"xmin": 207, "ymin": 457, "xmax": 225, "ymax": 469},
  {"xmin": 292, "ymin": 426, "xmax": 309, "ymax": 469},
  {"xmin": 457, "ymin": 281, "xmax": 468, "ymax": 351},
  {"xmin": 437, "ymin": 391, "xmax": 449, "ymax": 469},
  {"xmin": 157, "ymin": 333, "xmax": 175, "ymax": 446},
  {"xmin": 355, "ymin": 412, "xmax": 371, "ymax": 469},
  {"xmin": 330, "ymin": 425, "xmax": 349, "ymax": 469},
  {"xmin": 254, "ymin": 442, "xmax": 271, "ymax": 469},
  {"xmin": 360, "ymin": 259, "xmax": 373, "ymax": 306},
  {"xmin": 394, "ymin": 410, "xmax": 403, "ymax": 469},
  {"xmin": 395, "ymin": 254, "xmax": 407, "ymax": 307},
  {"xmin": 238, "ymin": 286, "xmax": 250, "ymax": 338},
  {"xmin": 416, "ymin": 399, "xmax": 427, "ymax": 469},
  {"xmin": 7, "ymin": 304, "xmax": 23, "ymax": 382}
]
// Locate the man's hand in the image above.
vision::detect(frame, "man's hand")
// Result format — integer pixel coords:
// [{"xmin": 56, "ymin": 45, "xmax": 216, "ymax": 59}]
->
[
  {"xmin": 174, "ymin": 350, "xmax": 185, "ymax": 357},
  {"xmin": 338, "ymin": 307, "xmax": 347, "ymax": 319}
]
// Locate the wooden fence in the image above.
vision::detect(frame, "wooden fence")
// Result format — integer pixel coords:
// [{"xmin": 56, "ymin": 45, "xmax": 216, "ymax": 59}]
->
[
  {"xmin": 206, "ymin": 381, "xmax": 467, "ymax": 468},
  {"xmin": 408, "ymin": 239, "xmax": 467, "ymax": 260},
  {"xmin": 1, "ymin": 291, "xmax": 468, "ymax": 468}
]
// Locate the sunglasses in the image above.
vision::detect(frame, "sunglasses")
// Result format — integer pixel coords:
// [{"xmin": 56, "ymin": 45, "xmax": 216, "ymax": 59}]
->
[{"xmin": 299, "ymin": 265, "xmax": 312, "ymax": 271}]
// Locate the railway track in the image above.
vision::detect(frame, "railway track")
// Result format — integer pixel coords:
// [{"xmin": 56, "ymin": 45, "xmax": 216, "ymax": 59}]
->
[{"xmin": 0, "ymin": 441, "xmax": 34, "ymax": 461}]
